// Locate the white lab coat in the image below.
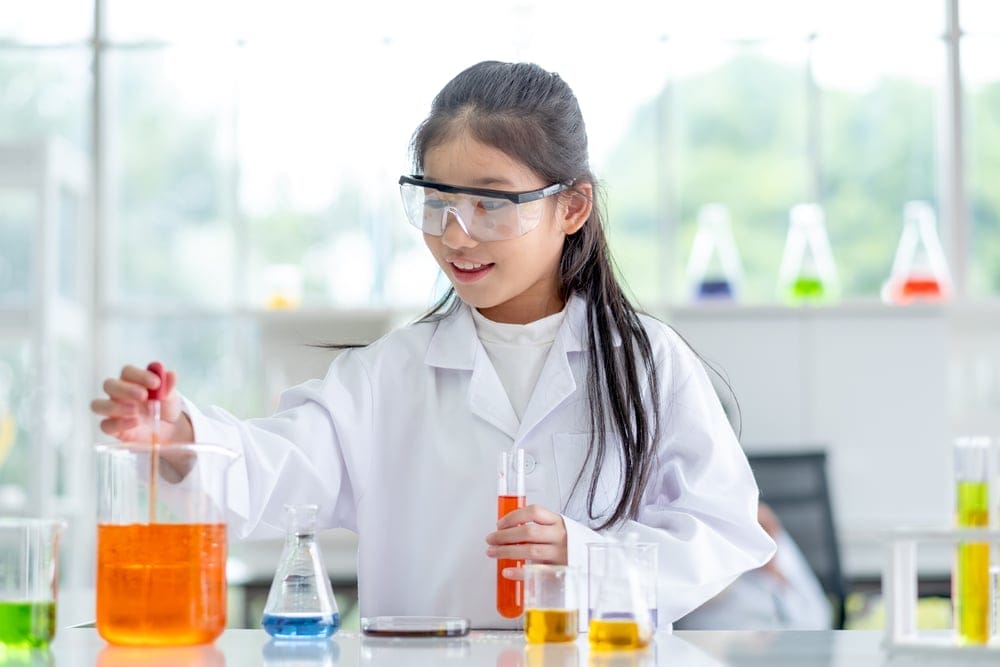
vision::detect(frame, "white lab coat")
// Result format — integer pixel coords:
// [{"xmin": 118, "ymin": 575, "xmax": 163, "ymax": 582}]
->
[
  {"xmin": 674, "ymin": 530, "xmax": 833, "ymax": 630},
  {"xmin": 184, "ymin": 296, "xmax": 775, "ymax": 629}
]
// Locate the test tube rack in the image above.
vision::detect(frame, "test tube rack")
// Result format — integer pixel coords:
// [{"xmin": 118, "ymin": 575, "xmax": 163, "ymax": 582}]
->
[{"xmin": 883, "ymin": 527, "xmax": 1000, "ymax": 659}]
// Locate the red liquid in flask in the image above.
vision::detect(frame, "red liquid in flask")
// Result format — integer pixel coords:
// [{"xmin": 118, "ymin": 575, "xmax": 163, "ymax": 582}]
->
[{"xmin": 496, "ymin": 494, "xmax": 525, "ymax": 618}]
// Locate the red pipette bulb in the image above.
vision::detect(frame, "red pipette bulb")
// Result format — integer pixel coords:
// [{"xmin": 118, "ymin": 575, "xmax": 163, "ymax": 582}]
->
[{"xmin": 147, "ymin": 362, "xmax": 165, "ymax": 401}]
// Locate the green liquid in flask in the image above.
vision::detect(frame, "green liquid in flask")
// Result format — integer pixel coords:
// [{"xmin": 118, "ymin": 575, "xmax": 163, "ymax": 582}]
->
[
  {"xmin": 0, "ymin": 601, "xmax": 56, "ymax": 648},
  {"xmin": 955, "ymin": 481, "xmax": 989, "ymax": 645},
  {"xmin": 789, "ymin": 276, "xmax": 826, "ymax": 300}
]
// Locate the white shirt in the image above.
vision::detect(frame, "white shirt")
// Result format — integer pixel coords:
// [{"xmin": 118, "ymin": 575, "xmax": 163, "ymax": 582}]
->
[
  {"xmin": 471, "ymin": 307, "xmax": 565, "ymax": 420},
  {"xmin": 184, "ymin": 296, "xmax": 775, "ymax": 629}
]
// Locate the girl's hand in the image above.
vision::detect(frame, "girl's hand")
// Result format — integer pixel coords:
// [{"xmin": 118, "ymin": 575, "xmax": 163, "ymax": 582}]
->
[
  {"xmin": 486, "ymin": 504, "xmax": 568, "ymax": 578},
  {"xmin": 90, "ymin": 364, "xmax": 193, "ymax": 444}
]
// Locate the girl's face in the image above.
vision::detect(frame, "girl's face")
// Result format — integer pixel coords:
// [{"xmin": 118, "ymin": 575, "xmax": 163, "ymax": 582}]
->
[{"xmin": 422, "ymin": 131, "xmax": 591, "ymax": 324}]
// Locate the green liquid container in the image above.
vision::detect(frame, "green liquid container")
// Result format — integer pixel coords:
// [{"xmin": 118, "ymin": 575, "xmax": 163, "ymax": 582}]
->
[{"xmin": 0, "ymin": 601, "xmax": 56, "ymax": 648}]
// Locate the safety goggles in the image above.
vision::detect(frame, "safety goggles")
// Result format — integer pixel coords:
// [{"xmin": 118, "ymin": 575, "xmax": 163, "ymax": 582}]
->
[{"xmin": 398, "ymin": 175, "xmax": 571, "ymax": 242}]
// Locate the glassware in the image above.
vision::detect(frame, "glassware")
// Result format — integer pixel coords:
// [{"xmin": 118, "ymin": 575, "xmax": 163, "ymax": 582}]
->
[
  {"xmin": 523, "ymin": 564, "xmax": 579, "ymax": 643},
  {"xmin": 261, "ymin": 504, "xmax": 340, "ymax": 639},
  {"xmin": 587, "ymin": 540, "xmax": 658, "ymax": 650},
  {"xmin": 525, "ymin": 642, "xmax": 579, "ymax": 667},
  {"xmin": 777, "ymin": 203, "xmax": 839, "ymax": 304},
  {"xmin": 882, "ymin": 201, "xmax": 951, "ymax": 304},
  {"xmin": 0, "ymin": 518, "xmax": 66, "ymax": 648},
  {"xmin": 497, "ymin": 449, "xmax": 525, "ymax": 619},
  {"xmin": 95, "ymin": 442, "xmax": 237, "ymax": 646},
  {"xmin": 261, "ymin": 637, "xmax": 340, "ymax": 667},
  {"xmin": 953, "ymin": 436, "xmax": 991, "ymax": 645},
  {"xmin": 683, "ymin": 204, "xmax": 744, "ymax": 302}
]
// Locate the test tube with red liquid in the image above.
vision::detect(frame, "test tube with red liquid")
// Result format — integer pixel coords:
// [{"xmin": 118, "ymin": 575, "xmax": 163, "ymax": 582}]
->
[{"xmin": 497, "ymin": 448, "xmax": 525, "ymax": 618}]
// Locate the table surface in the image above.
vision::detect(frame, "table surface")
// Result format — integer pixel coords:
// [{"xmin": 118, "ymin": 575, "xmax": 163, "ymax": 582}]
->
[{"xmin": 10, "ymin": 628, "xmax": 996, "ymax": 667}]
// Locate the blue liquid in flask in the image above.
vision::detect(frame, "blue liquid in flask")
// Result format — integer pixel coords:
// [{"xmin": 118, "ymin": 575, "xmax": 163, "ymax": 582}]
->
[{"xmin": 262, "ymin": 612, "xmax": 340, "ymax": 639}]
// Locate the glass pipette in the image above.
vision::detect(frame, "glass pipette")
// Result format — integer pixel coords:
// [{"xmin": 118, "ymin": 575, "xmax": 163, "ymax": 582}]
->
[{"xmin": 146, "ymin": 361, "xmax": 165, "ymax": 523}]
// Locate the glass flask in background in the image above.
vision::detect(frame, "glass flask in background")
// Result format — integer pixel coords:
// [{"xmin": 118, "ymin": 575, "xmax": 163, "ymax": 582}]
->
[
  {"xmin": 261, "ymin": 505, "xmax": 340, "ymax": 639},
  {"xmin": 882, "ymin": 201, "xmax": 951, "ymax": 304},
  {"xmin": 777, "ymin": 203, "xmax": 839, "ymax": 304},
  {"xmin": 587, "ymin": 540, "xmax": 657, "ymax": 650},
  {"xmin": 683, "ymin": 204, "xmax": 744, "ymax": 302}
]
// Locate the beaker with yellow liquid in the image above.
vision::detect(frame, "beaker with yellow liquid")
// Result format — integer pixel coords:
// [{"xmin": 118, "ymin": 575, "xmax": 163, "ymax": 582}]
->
[
  {"xmin": 95, "ymin": 442, "xmax": 238, "ymax": 646},
  {"xmin": 523, "ymin": 564, "xmax": 579, "ymax": 643},
  {"xmin": 587, "ymin": 541, "xmax": 657, "ymax": 650}
]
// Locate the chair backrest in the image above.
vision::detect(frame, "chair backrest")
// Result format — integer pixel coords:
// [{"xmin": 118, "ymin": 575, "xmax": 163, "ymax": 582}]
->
[{"xmin": 746, "ymin": 449, "xmax": 848, "ymax": 629}]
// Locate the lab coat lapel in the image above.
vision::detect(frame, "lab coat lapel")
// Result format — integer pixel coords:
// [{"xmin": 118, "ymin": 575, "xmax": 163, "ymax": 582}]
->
[
  {"xmin": 425, "ymin": 303, "xmax": 519, "ymax": 440},
  {"xmin": 516, "ymin": 297, "xmax": 589, "ymax": 440}
]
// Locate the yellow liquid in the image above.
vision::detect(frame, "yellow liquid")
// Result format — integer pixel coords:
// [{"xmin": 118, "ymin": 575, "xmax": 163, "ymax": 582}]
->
[
  {"xmin": 524, "ymin": 609, "xmax": 577, "ymax": 643},
  {"xmin": 956, "ymin": 481, "xmax": 989, "ymax": 645},
  {"xmin": 588, "ymin": 619, "xmax": 649, "ymax": 650}
]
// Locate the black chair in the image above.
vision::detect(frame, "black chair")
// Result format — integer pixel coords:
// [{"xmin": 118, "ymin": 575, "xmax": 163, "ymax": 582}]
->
[{"xmin": 746, "ymin": 450, "xmax": 848, "ymax": 629}]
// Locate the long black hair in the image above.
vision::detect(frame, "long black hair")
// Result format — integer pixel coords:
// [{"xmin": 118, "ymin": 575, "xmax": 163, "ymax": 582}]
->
[{"xmin": 410, "ymin": 61, "xmax": 660, "ymax": 529}]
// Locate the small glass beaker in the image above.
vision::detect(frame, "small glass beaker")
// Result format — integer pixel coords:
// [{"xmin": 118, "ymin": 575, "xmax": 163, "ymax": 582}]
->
[
  {"xmin": 523, "ymin": 564, "xmax": 579, "ymax": 643},
  {"xmin": 587, "ymin": 542, "xmax": 657, "ymax": 650},
  {"xmin": 0, "ymin": 518, "xmax": 66, "ymax": 648},
  {"xmin": 95, "ymin": 442, "xmax": 238, "ymax": 646}
]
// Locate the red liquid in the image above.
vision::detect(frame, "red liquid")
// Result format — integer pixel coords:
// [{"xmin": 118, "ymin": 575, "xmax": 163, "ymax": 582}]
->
[
  {"xmin": 497, "ymin": 494, "xmax": 525, "ymax": 618},
  {"xmin": 97, "ymin": 523, "xmax": 227, "ymax": 646},
  {"xmin": 899, "ymin": 277, "xmax": 942, "ymax": 300}
]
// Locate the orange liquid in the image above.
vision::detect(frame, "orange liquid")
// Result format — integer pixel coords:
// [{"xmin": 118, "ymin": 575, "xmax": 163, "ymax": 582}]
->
[
  {"xmin": 97, "ymin": 523, "xmax": 227, "ymax": 646},
  {"xmin": 497, "ymin": 494, "xmax": 525, "ymax": 618}
]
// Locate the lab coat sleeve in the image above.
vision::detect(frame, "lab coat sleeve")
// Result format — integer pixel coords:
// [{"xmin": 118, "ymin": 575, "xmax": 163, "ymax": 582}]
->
[
  {"xmin": 565, "ymin": 323, "xmax": 776, "ymax": 625},
  {"xmin": 181, "ymin": 349, "xmax": 373, "ymax": 540}
]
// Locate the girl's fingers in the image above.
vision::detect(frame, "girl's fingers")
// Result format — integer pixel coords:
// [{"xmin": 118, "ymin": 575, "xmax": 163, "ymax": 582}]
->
[
  {"xmin": 99, "ymin": 416, "xmax": 140, "ymax": 435},
  {"xmin": 102, "ymin": 377, "xmax": 147, "ymax": 402},
  {"xmin": 496, "ymin": 504, "xmax": 560, "ymax": 530},
  {"xmin": 90, "ymin": 399, "xmax": 138, "ymax": 418},
  {"xmin": 487, "ymin": 542, "xmax": 562, "ymax": 563},
  {"xmin": 488, "ymin": 521, "xmax": 558, "ymax": 546}
]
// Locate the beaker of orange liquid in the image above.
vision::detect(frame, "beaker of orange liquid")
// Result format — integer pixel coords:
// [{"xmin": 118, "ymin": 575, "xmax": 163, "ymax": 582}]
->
[{"xmin": 95, "ymin": 442, "xmax": 238, "ymax": 646}]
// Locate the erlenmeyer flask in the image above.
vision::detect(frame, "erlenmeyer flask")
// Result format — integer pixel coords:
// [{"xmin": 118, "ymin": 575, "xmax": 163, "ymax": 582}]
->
[
  {"xmin": 882, "ymin": 201, "xmax": 951, "ymax": 304},
  {"xmin": 683, "ymin": 204, "xmax": 744, "ymax": 302},
  {"xmin": 777, "ymin": 203, "xmax": 839, "ymax": 304},
  {"xmin": 261, "ymin": 505, "xmax": 340, "ymax": 639},
  {"xmin": 587, "ymin": 543, "xmax": 654, "ymax": 650}
]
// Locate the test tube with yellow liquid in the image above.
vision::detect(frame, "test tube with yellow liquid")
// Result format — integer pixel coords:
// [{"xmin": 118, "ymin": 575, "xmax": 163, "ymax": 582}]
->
[{"xmin": 954, "ymin": 436, "xmax": 990, "ymax": 645}]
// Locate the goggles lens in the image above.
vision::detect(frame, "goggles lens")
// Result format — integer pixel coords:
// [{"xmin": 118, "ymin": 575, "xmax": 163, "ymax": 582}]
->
[{"xmin": 398, "ymin": 177, "xmax": 567, "ymax": 242}]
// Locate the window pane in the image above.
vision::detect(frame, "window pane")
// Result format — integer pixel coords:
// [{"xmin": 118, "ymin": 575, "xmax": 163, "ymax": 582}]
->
[
  {"xmin": 814, "ymin": 37, "xmax": 941, "ymax": 297},
  {"xmin": 0, "ymin": 341, "xmax": 32, "ymax": 514},
  {"xmin": 0, "ymin": 49, "xmax": 92, "ymax": 153},
  {"xmin": 961, "ymin": 0, "xmax": 1000, "ymax": 34},
  {"xmin": 105, "ymin": 47, "xmax": 237, "ymax": 307},
  {"xmin": 965, "ymin": 37, "xmax": 1000, "ymax": 296},
  {"xmin": 0, "ymin": 188, "xmax": 34, "ymax": 305},
  {"xmin": 236, "ymin": 44, "xmax": 426, "ymax": 308},
  {"xmin": 0, "ymin": 2, "xmax": 92, "ymax": 43},
  {"xmin": 105, "ymin": 317, "xmax": 262, "ymax": 415},
  {"xmin": 616, "ymin": 40, "xmax": 811, "ymax": 303},
  {"xmin": 105, "ymin": 0, "xmax": 241, "ymax": 42}
]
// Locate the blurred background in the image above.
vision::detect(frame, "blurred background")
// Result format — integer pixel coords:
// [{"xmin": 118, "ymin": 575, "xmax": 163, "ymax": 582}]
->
[{"xmin": 1, "ymin": 0, "xmax": 999, "ymax": 630}]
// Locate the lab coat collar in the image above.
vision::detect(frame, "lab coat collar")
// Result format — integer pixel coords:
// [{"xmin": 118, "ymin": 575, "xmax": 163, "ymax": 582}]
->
[
  {"xmin": 423, "ymin": 296, "xmax": 605, "ymax": 440},
  {"xmin": 424, "ymin": 295, "xmax": 594, "ymax": 371}
]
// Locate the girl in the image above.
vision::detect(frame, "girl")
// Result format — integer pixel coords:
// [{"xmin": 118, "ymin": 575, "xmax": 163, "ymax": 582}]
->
[{"xmin": 92, "ymin": 61, "xmax": 774, "ymax": 629}]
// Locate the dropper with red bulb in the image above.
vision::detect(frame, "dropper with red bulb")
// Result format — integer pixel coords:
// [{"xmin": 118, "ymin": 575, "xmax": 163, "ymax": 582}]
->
[{"xmin": 146, "ymin": 362, "xmax": 165, "ymax": 523}]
